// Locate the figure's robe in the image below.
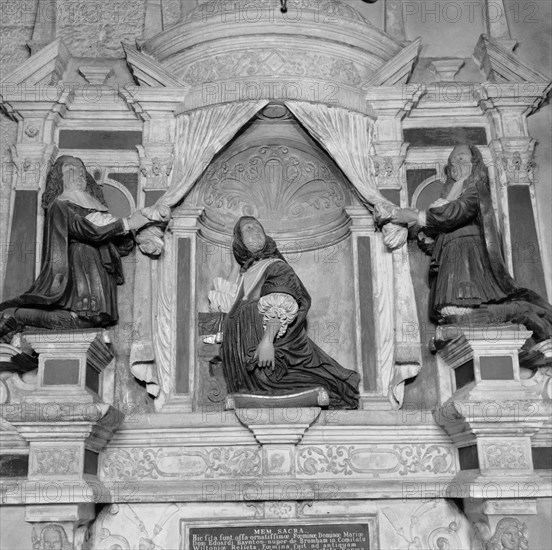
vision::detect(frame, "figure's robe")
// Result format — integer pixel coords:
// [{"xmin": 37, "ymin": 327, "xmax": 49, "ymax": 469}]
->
[
  {"xmin": 423, "ymin": 178, "xmax": 552, "ymax": 336},
  {"xmin": 222, "ymin": 259, "xmax": 360, "ymax": 409},
  {"xmin": 1, "ymin": 199, "xmax": 132, "ymax": 326}
]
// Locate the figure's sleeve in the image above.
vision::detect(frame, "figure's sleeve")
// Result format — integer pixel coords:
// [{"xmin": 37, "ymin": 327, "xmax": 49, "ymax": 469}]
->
[
  {"xmin": 423, "ymin": 185, "xmax": 479, "ymax": 234},
  {"xmin": 208, "ymin": 277, "xmax": 239, "ymax": 313},
  {"xmin": 67, "ymin": 207, "xmax": 126, "ymax": 243},
  {"xmin": 258, "ymin": 292, "xmax": 299, "ymax": 338}
]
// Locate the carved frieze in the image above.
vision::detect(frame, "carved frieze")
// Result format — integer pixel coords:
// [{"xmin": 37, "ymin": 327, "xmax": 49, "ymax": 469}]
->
[
  {"xmin": 483, "ymin": 443, "xmax": 530, "ymax": 470},
  {"xmin": 181, "ymin": 49, "xmax": 369, "ymax": 87},
  {"xmin": 101, "ymin": 447, "xmax": 262, "ymax": 480},
  {"xmin": 32, "ymin": 448, "xmax": 79, "ymax": 476},
  {"xmin": 296, "ymin": 444, "xmax": 455, "ymax": 476}
]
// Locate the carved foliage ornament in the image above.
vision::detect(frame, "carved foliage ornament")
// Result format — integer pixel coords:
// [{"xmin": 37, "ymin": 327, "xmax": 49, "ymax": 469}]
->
[
  {"xmin": 101, "ymin": 447, "xmax": 262, "ymax": 480},
  {"xmin": 484, "ymin": 443, "xmax": 529, "ymax": 470},
  {"xmin": 199, "ymin": 145, "xmax": 348, "ymax": 220},
  {"xmin": 33, "ymin": 448, "xmax": 79, "ymax": 476},
  {"xmin": 296, "ymin": 444, "xmax": 454, "ymax": 476},
  {"xmin": 182, "ymin": 49, "xmax": 367, "ymax": 87}
]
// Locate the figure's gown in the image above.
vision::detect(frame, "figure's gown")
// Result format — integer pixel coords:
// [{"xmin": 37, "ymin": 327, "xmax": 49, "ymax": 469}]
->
[
  {"xmin": 221, "ymin": 258, "xmax": 360, "ymax": 409},
  {"xmin": 1, "ymin": 199, "xmax": 131, "ymax": 327}
]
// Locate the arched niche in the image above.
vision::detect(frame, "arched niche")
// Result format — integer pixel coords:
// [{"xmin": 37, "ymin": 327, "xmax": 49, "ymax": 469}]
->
[{"xmin": 174, "ymin": 104, "xmax": 380, "ymax": 407}]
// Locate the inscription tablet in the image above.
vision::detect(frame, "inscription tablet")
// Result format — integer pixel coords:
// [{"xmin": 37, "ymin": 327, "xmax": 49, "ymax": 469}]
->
[{"xmin": 188, "ymin": 523, "xmax": 369, "ymax": 549}]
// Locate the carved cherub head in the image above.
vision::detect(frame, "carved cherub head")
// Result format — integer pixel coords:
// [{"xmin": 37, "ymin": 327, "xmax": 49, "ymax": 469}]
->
[{"xmin": 32, "ymin": 523, "xmax": 73, "ymax": 550}]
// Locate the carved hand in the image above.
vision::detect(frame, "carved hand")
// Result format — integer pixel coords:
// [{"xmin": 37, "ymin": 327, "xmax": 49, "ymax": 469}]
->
[
  {"xmin": 391, "ymin": 208, "xmax": 419, "ymax": 225},
  {"xmin": 127, "ymin": 210, "xmax": 151, "ymax": 230},
  {"xmin": 255, "ymin": 339, "xmax": 275, "ymax": 370}
]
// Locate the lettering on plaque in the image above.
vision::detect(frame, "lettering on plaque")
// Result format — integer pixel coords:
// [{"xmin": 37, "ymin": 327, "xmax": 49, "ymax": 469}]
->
[{"xmin": 186, "ymin": 523, "xmax": 370, "ymax": 549}]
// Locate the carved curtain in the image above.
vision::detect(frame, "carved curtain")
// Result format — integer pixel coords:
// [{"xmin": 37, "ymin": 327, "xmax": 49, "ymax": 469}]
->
[{"xmin": 285, "ymin": 102, "xmax": 421, "ymax": 406}]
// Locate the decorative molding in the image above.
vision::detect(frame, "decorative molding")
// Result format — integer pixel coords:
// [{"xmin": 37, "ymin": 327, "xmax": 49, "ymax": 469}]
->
[
  {"xmin": 32, "ymin": 448, "xmax": 79, "ymax": 476},
  {"xmin": 296, "ymin": 444, "xmax": 455, "ymax": 476},
  {"xmin": 1, "ymin": 38, "xmax": 70, "ymax": 86},
  {"xmin": 483, "ymin": 443, "xmax": 529, "ymax": 470},
  {"xmin": 362, "ymin": 38, "xmax": 421, "ymax": 87},
  {"xmin": 123, "ymin": 43, "xmax": 186, "ymax": 88},
  {"xmin": 474, "ymin": 35, "xmax": 549, "ymax": 83},
  {"xmin": 429, "ymin": 59, "xmax": 465, "ymax": 82},
  {"xmin": 181, "ymin": 48, "xmax": 371, "ymax": 88},
  {"xmin": 77, "ymin": 66, "xmax": 114, "ymax": 85},
  {"xmin": 101, "ymin": 447, "xmax": 262, "ymax": 480}
]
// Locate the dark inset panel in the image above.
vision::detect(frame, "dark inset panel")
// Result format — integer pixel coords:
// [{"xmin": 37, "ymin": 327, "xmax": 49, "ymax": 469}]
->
[
  {"xmin": 459, "ymin": 444, "xmax": 480, "ymax": 470},
  {"xmin": 406, "ymin": 168, "xmax": 437, "ymax": 205},
  {"xmin": 508, "ymin": 185, "xmax": 547, "ymax": 297},
  {"xmin": 144, "ymin": 190, "xmax": 166, "ymax": 208},
  {"xmin": 479, "ymin": 356, "xmax": 514, "ymax": 380},
  {"xmin": 85, "ymin": 362, "xmax": 100, "ymax": 394},
  {"xmin": 43, "ymin": 359, "xmax": 80, "ymax": 385},
  {"xmin": 102, "ymin": 185, "xmax": 132, "ymax": 218},
  {"xmin": 59, "ymin": 130, "xmax": 142, "ymax": 150},
  {"xmin": 0, "ymin": 454, "xmax": 29, "ymax": 477},
  {"xmin": 2, "ymin": 190, "xmax": 38, "ymax": 300},
  {"xmin": 176, "ymin": 238, "xmax": 191, "ymax": 394},
  {"xmin": 108, "ymin": 172, "xmax": 139, "ymax": 202},
  {"xmin": 404, "ymin": 127, "xmax": 487, "ymax": 147},
  {"xmin": 84, "ymin": 450, "xmax": 99, "ymax": 476},
  {"xmin": 358, "ymin": 236, "xmax": 377, "ymax": 392},
  {"xmin": 454, "ymin": 360, "xmax": 475, "ymax": 390},
  {"xmin": 532, "ymin": 447, "xmax": 552, "ymax": 470},
  {"xmin": 380, "ymin": 188, "xmax": 401, "ymax": 206}
]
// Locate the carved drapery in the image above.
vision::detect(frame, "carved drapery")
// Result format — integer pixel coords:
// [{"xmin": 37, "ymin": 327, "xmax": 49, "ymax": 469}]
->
[
  {"xmin": 133, "ymin": 100, "xmax": 420, "ymax": 408},
  {"xmin": 284, "ymin": 101, "xmax": 407, "ymax": 249},
  {"xmin": 285, "ymin": 102, "xmax": 420, "ymax": 406},
  {"xmin": 132, "ymin": 101, "xmax": 268, "ymax": 408},
  {"xmin": 140, "ymin": 100, "xmax": 269, "ymax": 245}
]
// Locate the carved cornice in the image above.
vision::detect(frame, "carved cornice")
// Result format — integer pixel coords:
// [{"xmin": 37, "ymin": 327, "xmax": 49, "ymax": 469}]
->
[
  {"xmin": 123, "ymin": 44, "xmax": 187, "ymax": 88},
  {"xmin": 0, "ymin": 38, "xmax": 70, "ymax": 87},
  {"xmin": 362, "ymin": 38, "xmax": 421, "ymax": 87},
  {"xmin": 474, "ymin": 35, "xmax": 550, "ymax": 84}
]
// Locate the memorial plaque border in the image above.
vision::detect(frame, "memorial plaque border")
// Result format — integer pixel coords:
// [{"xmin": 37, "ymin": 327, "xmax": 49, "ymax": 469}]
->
[{"xmin": 181, "ymin": 517, "xmax": 378, "ymax": 550}]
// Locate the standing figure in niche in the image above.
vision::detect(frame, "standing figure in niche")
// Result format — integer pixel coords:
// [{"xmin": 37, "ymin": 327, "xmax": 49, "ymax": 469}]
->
[
  {"xmin": 212, "ymin": 216, "xmax": 360, "ymax": 409},
  {"xmin": 391, "ymin": 144, "xmax": 552, "ymax": 351},
  {"xmin": 0, "ymin": 155, "xmax": 151, "ymax": 340}
]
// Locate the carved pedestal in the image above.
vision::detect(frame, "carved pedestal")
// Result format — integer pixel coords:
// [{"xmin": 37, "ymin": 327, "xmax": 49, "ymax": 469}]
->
[
  {"xmin": 1, "ymin": 329, "xmax": 123, "ymax": 549},
  {"xmin": 22, "ymin": 329, "xmax": 114, "ymax": 405},
  {"xmin": 434, "ymin": 324, "xmax": 547, "ymax": 546}
]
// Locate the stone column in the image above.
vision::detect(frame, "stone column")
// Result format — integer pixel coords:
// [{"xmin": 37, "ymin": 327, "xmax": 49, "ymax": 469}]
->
[
  {"xmin": 1, "ymin": 83, "xmax": 72, "ymax": 300},
  {"xmin": 346, "ymin": 206, "xmax": 390, "ymax": 405},
  {"xmin": 476, "ymin": 82, "xmax": 551, "ymax": 298},
  {"xmin": 161, "ymin": 208, "xmax": 203, "ymax": 412}
]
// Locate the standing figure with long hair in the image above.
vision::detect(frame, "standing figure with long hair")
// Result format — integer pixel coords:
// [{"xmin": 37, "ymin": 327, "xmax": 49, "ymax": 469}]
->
[
  {"xmin": 0, "ymin": 155, "xmax": 151, "ymax": 339},
  {"xmin": 391, "ymin": 144, "xmax": 552, "ymax": 351},
  {"xmin": 213, "ymin": 216, "xmax": 360, "ymax": 409}
]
